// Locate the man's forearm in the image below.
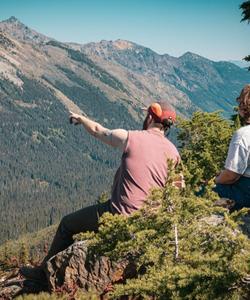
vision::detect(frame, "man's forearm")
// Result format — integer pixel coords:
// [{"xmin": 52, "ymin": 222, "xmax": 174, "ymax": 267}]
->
[
  {"xmin": 215, "ymin": 169, "xmax": 241, "ymax": 185},
  {"xmin": 78, "ymin": 115, "xmax": 105, "ymax": 137},
  {"xmin": 69, "ymin": 111, "xmax": 128, "ymax": 150}
]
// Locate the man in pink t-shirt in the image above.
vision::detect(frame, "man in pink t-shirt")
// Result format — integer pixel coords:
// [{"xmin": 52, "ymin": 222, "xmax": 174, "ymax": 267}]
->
[{"xmin": 20, "ymin": 101, "xmax": 180, "ymax": 281}]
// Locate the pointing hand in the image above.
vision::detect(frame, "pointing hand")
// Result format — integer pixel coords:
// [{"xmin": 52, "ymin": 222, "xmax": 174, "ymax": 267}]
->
[{"xmin": 69, "ymin": 111, "xmax": 82, "ymax": 125}]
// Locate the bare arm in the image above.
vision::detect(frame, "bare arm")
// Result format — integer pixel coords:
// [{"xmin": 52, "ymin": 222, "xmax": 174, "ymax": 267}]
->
[
  {"xmin": 215, "ymin": 169, "xmax": 241, "ymax": 185},
  {"xmin": 69, "ymin": 111, "xmax": 128, "ymax": 151}
]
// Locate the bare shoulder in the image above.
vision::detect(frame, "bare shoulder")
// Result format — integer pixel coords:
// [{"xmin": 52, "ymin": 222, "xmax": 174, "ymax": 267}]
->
[
  {"xmin": 110, "ymin": 129, "xmax": 128, "ymax": 151},
  {"xmin": 111, "ymin": 129, "xmax": 128, "ymax": 139},
  {"xmin": 98, "ymin": 128, "xmax": 128, "ymax": 151}
]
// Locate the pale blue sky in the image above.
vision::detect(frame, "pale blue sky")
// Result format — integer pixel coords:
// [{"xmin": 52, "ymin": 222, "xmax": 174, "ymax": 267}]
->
[{"xmin": 0, "ymin": 0, "xmax": 249, "ymax": 61}]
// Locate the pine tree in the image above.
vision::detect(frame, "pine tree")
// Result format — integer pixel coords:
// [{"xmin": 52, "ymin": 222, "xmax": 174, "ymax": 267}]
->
[
  {"xmin": 240, "ymin": 1, "xmax": 250, "ymax": 67},
  {"xmin": 240, "ymin": 1, "xmax": 250, "ymax": 23}
]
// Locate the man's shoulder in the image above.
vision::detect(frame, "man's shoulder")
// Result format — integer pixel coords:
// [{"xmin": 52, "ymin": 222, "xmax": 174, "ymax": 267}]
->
[{"xmin": 166, "ymin": 138, "xmax": 180, "ymax": 157}]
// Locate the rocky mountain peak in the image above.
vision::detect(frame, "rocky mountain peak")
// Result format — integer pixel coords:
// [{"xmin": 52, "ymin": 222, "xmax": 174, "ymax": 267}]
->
[
  {"xmin": 5, "ymin": 16, "xmax": 20, "ymax": 23},
  {"xmin": 2, "ymin": 16, "xmax": 29, "ymax": 30},
  {"xmin": 92, "ymin": 39, "xmax": 137, "ymax": 52},
  {"xmin": 0, "ymin": 16, "xmax": 51, "ymax": 44},
  {"xmin": 180, "ymin": 51, "xmax": 211, "ymax": 62},
  {"xmin": 113, "ymin": 39, "xmax": 135, "ymax": 50}
]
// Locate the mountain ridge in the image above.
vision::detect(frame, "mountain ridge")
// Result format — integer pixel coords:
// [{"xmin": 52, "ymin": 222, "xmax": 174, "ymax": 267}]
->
[
  {"xmin": 1, "ymin": 16, "xmax": 245, "ymax": 66},
  {"xmin": 1, "ymin": 16, "xmax": 250, "ymax": 243},
  {"xmin": 77, "ymin": 37, "xmax": 250, "ymax": 115},
  {"xmin": 0, "ymin": 16, "xmax": 52, "ymax": 44}
]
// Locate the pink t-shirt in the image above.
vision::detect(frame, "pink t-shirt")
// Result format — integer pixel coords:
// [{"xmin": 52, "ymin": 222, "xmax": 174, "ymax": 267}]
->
[{"xmin": 110, "ymin": 129, "xmax": 180, "ymax": 215}]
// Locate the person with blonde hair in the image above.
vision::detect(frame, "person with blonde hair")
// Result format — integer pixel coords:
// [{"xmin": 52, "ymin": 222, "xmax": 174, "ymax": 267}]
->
[{"xmin": 215, "ymin": 85, "xmax": 250, "ymax": 210}]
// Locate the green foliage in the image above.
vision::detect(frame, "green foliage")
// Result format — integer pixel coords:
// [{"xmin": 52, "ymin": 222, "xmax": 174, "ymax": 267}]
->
[
  {"xmin": 176, "ymin": 111, "xmax": 234, "ymax": 190},
  {"xmin": 19, "ymin": 242, "xmax": 29, "ymax": 265},
  {"xmin": 240, "ymin": 1, "xmax": 250, "ymax": 23},
  {"xmin": 0, "ymin": 225, "xmax": 56, "ymax": 269},
  {"xmin": 240, "ymin": 1, "xmax": 250, "ymax": 68},
  {"xmin": 17, "ymin": 293, "xmax": 68, "ymax": 300},
  {"xmin": 2, "ymin": 242, "xmax": 12, "ymax": 266},
  {"xmin": 97, "ymin": 191, "xmax": 109, "ymax": 204},
  {"xmin": 16, "ymin": 290, "xmax": 99, "ymax": 300},
  {"xmin": 76, "ymin": 162, "xmax": 250, "ymax": 299},
  {"xmin": 231, "ymin": 106, "xmax": 245, "ymax": 129}
]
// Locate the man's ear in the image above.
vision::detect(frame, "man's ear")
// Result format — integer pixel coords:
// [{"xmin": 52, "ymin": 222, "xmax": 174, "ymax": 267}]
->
[{"xmin": 148, "ymin": 114, "xmax": 153, "ymax": 123}]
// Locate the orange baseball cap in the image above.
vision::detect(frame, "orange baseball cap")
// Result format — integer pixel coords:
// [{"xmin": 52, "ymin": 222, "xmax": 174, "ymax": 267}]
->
[{"xmin": 146, "ymin": 101, "xmax": 176, "ymax": 123}]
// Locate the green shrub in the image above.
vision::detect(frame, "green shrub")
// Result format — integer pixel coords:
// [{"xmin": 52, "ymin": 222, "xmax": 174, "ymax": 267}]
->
[
  {"xmin": 75, "ymin": 161, "xmax": 250, "ymax": 299},
  {"xmin": 177, "ymin": 111, "xmax": 235, "ymax": 192}
]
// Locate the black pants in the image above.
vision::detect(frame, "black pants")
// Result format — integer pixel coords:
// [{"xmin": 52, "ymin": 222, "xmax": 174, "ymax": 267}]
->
[{"xmin": 42, "ymin": 200, "xmax": 113, "ymax": 265}]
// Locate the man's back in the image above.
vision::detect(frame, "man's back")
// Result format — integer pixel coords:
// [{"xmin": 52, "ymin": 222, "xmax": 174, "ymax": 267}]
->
[{"xmin": 111, "ymin": 128, "xmax": 180, "ymax": 215}]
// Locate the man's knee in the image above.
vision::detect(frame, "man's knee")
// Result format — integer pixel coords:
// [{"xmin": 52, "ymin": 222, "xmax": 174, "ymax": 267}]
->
[
  {"xmin": 59, "ymin": 214, "xmax": 72, "ymax": 236},
  {"xmin": 59, "ymin": 206, "xmax": 99, "ymax": 235},
  {"xmin": 213, "ymin": 183, "xmax": 230, "ymax": 198}
]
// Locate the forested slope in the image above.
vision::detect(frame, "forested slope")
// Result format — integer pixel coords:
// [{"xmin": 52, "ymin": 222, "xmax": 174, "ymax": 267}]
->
[
  {"xmin": 0, "ymin": 72, "xmax": 140, "ymax": 244},
  {"xmin": 1, "ymin": 16, "xmax": 250, "ymax": 244}
]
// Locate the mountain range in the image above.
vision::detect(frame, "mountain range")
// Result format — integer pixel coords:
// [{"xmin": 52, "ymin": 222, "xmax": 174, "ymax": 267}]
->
[{"xmin": 1, "ymin": 16, "xmax": 250, "ymax": 244}]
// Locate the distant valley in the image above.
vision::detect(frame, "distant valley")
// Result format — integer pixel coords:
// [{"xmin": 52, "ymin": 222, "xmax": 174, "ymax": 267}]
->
[{"xmin": 0, "ymin": 16, "xmax": 250, "ymax": 243}]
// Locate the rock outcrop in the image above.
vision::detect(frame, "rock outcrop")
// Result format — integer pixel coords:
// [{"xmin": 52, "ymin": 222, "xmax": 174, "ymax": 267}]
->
[
  {"xmin": 0, "ymin": 241, "xmax": 134, "ymax": 299},
  {"xmin": 45, "ymin": 241, "xmax": 132, "ymax": 293}
]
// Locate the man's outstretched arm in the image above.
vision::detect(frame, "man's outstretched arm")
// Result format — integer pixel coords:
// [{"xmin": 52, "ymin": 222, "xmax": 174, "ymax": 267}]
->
[{"xmin": 69, "ymin": 111, "xmax": 128, "ymax": 151}]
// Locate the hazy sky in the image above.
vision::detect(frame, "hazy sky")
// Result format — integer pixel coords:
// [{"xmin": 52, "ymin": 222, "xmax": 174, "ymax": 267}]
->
[{"xmin": 0, "ymin": 0, "xmax": 249, "ymax": 61}]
